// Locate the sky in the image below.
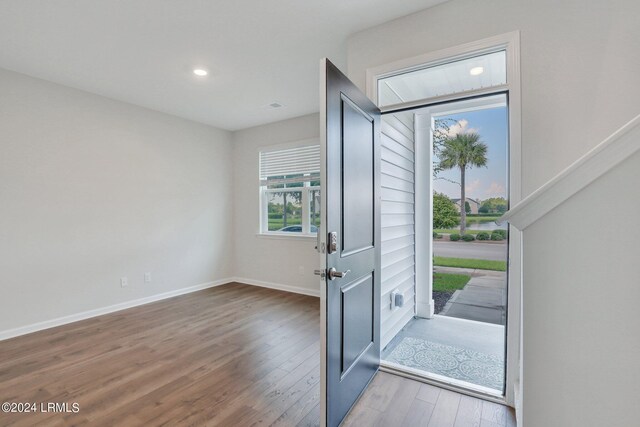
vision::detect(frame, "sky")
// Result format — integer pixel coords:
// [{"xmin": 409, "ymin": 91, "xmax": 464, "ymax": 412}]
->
[{"xmin": 432, "ymin": 106, "xmax": 508, "ymax": 202}]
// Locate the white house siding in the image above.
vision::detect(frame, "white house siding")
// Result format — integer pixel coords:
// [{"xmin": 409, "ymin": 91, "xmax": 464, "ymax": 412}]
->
[{"xmin": 380, "ymin": 112, "xmax": 416, "ymax": 349}]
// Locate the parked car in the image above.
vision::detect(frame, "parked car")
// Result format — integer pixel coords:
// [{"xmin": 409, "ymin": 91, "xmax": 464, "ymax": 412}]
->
[{"xmin": 278, "ymin": 225, "xmax": 318, "ymax": 233}]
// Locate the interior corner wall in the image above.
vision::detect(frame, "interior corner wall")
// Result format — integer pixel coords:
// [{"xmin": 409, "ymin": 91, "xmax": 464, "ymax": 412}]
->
[
  {"xmin": 0, "ymin": 68, "xmax": 234, "ymax": 335},
  {"xmin": 231, "ymin": 113, "xmax": 321, "ymax": 296}
]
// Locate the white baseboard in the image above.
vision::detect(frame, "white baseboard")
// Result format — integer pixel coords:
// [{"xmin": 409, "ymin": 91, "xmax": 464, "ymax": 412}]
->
[
  {"xmin": 0, "ymin": 277, "xmax": 234, "ymax": 341},
  {"xmin": 0, "ymin": 277, "xmax": 320, "ymax": 342},
  {"xmin": 232, "ymin": 277, "xmax": 321, "ymax": 298}
]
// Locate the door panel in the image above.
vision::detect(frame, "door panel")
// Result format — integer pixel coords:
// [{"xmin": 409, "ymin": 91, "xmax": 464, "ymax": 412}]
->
[
  {"xmin": 320, "ymin": 58, "xmax": 381, "ymax": 427},
  {"xmin": 341, "ymin": 96, "xmax": 375, "ymax": 255},
  {"xmin": 341, "ymin": 274, "xmax": 374, "ymax": 374}
]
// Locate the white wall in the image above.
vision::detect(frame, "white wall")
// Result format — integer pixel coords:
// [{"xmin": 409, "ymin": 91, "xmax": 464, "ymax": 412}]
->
[
  {"xmin": 232, "ymin": 114, "xmax": 321, "ymax": 296},
  {"xmin": 0, "ymin": 68, "xmax": 234, "ymax": 335},
  {"xmin": 523, "ymin": 150, "xmax": 640, "ymax": 427},
  {"xmin": 347, "ymin": 0, "xmax": 640, "ymax": 196}
]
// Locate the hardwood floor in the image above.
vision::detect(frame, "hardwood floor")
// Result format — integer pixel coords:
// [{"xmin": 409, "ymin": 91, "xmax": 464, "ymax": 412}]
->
[
  {"xmin": 0, "ymin": 283, "xmax": 321, "ymax": 427},
  {"xmin": 345, "ymin": 372, "xmax": 516, "ymax": 427},
  {"xmin": 0, "ymin": 282, "xmax": 515, "ymax": 426}
]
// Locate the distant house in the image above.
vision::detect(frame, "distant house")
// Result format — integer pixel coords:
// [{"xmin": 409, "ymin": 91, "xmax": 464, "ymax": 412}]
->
[{"xmin": 451, "ymin": 198, "xmax": 481, "ymax": 214}]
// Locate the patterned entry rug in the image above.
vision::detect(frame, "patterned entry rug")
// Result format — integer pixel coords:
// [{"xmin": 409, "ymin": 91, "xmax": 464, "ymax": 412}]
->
[{"xmin": 386, "ymin": 337, "xmax": 504, "ymax": 391}]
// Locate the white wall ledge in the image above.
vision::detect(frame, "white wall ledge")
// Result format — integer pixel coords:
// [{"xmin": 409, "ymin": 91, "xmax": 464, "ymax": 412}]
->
[{"xmin": 499, "ymin": 113, "xmax": 640, "ymax": 230}]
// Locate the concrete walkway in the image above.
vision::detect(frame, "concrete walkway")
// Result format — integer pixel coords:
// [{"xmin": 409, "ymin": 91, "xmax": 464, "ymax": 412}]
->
[{"xmin": 437, "ymin": 266, "xmax": 507, "ymax": 325}]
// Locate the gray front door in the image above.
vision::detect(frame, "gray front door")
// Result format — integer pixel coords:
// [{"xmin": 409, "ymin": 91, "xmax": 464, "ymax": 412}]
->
[{"xmin": 319, "ymin": 59, "xmax": 381, "ymax": 427}]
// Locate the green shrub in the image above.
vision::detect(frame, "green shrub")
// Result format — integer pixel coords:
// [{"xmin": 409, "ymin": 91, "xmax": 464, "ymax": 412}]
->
[
  {"xmin": 461, "ymin": 234, "xmax": 476, "ymax": 242},
  {"xmin": 433, "ymin": 193, "xmax": 460, "ymax": 229},
  {"xmin": 433, "ymin": 232, "xmax": 442, "ymax": 239},
  {"xmin": 493, "ymin": 229, "xmax": 508, "ymax": 238},
  {"xmin": 449, "ymin": 233, "xmax": 461, "ymax": 241},
  {"xmin": 476, "ymin": 232, "xmax": 490, "ymax": 241},
  {"xmin": 491, "ymin": 231, "xmax": 505, "ymax": 241}
]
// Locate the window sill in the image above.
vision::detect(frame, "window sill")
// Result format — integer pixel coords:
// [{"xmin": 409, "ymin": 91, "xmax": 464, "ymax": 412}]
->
[{"xmin": 256, "ymin": 233, "xmax": 317, "ymax": 242}]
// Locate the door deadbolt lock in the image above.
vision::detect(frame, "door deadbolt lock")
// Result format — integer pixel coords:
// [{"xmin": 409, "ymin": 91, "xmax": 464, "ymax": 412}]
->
[{"xmin": 328, "ymin": 231, "xmax": 337, "ymax": 254}]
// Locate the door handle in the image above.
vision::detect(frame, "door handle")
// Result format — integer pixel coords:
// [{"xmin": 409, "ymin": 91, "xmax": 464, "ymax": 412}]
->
[{"xmin": 327, "ymin": 268, "xmax": 350, "ymax": 280}]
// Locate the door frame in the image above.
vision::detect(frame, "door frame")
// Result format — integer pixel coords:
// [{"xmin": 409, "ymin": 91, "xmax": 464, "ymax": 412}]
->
[{"xmin": 364, "ymin": 31, "xmax": 522, "ymax": 407}]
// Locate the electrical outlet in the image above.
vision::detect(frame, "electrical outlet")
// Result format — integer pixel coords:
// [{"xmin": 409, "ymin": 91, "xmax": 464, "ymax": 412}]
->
[
  {"xmin": 390, "ymin": 290, "xmax": 398, "ymax": 310},
  {"xmin": 144, "ymin": 272, "xmax": 151, "ymax": 283},
  {"xmin": 121, "ymin": 277, "xmax": 128, "ymax": 287}
]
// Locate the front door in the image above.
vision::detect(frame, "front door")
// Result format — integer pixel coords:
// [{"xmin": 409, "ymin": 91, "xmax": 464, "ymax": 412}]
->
[{"xmin": 319, "ymin": 59, "xmax": 381, "ymax": 427}]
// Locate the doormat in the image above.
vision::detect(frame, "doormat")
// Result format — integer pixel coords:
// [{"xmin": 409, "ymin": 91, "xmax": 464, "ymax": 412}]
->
[{"xmin": 386, "ymin": 337, "xmax": 504, "ymax": 391}]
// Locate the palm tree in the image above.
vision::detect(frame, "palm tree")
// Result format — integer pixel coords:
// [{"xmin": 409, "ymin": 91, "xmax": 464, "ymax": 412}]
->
[{"xmin": 437, "ymin": 132, "xmax": 488, "ymax": 235}]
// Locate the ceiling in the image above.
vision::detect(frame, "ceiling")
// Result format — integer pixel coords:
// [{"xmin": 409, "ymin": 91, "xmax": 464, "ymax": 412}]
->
[{"xmin": 0, "ymin": 0, "xmax": 448, "ymax": 131}]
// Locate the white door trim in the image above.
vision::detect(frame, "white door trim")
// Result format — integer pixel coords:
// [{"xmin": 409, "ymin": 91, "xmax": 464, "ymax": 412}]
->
[{"xmin": 365, "ymin": 31, "xmax": 522, "ymax": 408}]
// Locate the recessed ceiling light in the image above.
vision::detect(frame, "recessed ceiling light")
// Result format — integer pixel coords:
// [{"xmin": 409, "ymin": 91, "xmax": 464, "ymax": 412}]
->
[
  {"xmin": 469, "ymin": 66, "xmax": 484, "ymax": 76},
  {"xmin": 193, "ymin": 69, "xmax": 208, "ymax": 77}
]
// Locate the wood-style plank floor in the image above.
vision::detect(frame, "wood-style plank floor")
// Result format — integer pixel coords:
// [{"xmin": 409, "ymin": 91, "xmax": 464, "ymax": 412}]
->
[
  {"xmin": 345, "ymin": 372, "xmax": 517, "ymax": 427},
  {"xmin": 0, "ymin": 283, "xmax": 321, "ymax": 427},
  {"xmin": 0, "ymin": 283, "xmax": 515, "ymax": 426}
]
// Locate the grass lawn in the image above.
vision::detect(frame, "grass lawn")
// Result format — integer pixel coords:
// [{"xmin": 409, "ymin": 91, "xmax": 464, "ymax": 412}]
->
[
  {"xmin": 434, "ymin": 256, "xmax": 507, "ymax": 272},
  {"xmin": 433, "ymin": 273, "xmax": 471, "ymax": 292}
]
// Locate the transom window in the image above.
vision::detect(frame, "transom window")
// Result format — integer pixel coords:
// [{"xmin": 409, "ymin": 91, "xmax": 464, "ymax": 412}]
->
[
  {"xmin": 260, "ymin": 144, "xmax": 320, "ymax": 235},
  {"xmin": 377, "ymin": 50, "xmax": 507, "ymax": 107}
]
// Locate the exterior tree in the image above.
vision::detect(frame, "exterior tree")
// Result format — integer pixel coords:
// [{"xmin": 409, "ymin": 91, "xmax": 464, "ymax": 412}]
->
[
  {"xmin": 479, "ymin": 197, "xmax": 508, "ymax": 214},
  {"xmin": 270, "ymin": 175, "xmax": 303, "ymax": 228},
  {"xmin": 433, "ymin": 193, "xmax": 459, "ymax": 229},
  {"xmin": 465, "ymin": 201, "xmax": 471, "ymax": 214},
  {"xmin": 432, "ymin": 117, "xmax": 458, "ymax": 178},
  {"xmin": 437, "ymin": 132, "xmax": 488, "ymax": 234},
  {"xmin": 310, "ymin": 189, "xmax": 321, "ymax": 228},
  {"xmin": 281, "ymin": 192, "xmax": 303, "ymax": 227}
]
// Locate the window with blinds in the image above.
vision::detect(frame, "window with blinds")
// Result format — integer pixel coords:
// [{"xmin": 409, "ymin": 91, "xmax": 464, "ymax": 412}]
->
[
  {"xmin": 259, "ymin": 144, "xmax": 321, "ymax": 235},
  {"xmin": 259, "ymin": 145, "xmax": 320, "ymax": 186}
]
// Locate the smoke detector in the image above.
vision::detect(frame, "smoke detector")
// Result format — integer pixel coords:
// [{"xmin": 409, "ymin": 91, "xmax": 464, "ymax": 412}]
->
[{"xmin": 265, "ymin": 101, "xmax": 285, "ymax": 109}]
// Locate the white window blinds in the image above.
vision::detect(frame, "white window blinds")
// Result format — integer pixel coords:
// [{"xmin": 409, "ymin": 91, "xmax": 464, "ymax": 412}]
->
[{"xmin": 259, "ymin": 145, "xmax": 320, "ymax": 185}]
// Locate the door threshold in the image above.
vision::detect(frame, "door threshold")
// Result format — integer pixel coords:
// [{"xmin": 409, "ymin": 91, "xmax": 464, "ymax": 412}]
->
[{"xmin": 380, "ymin": 361, "xmax": 510, "ymax": 407}]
